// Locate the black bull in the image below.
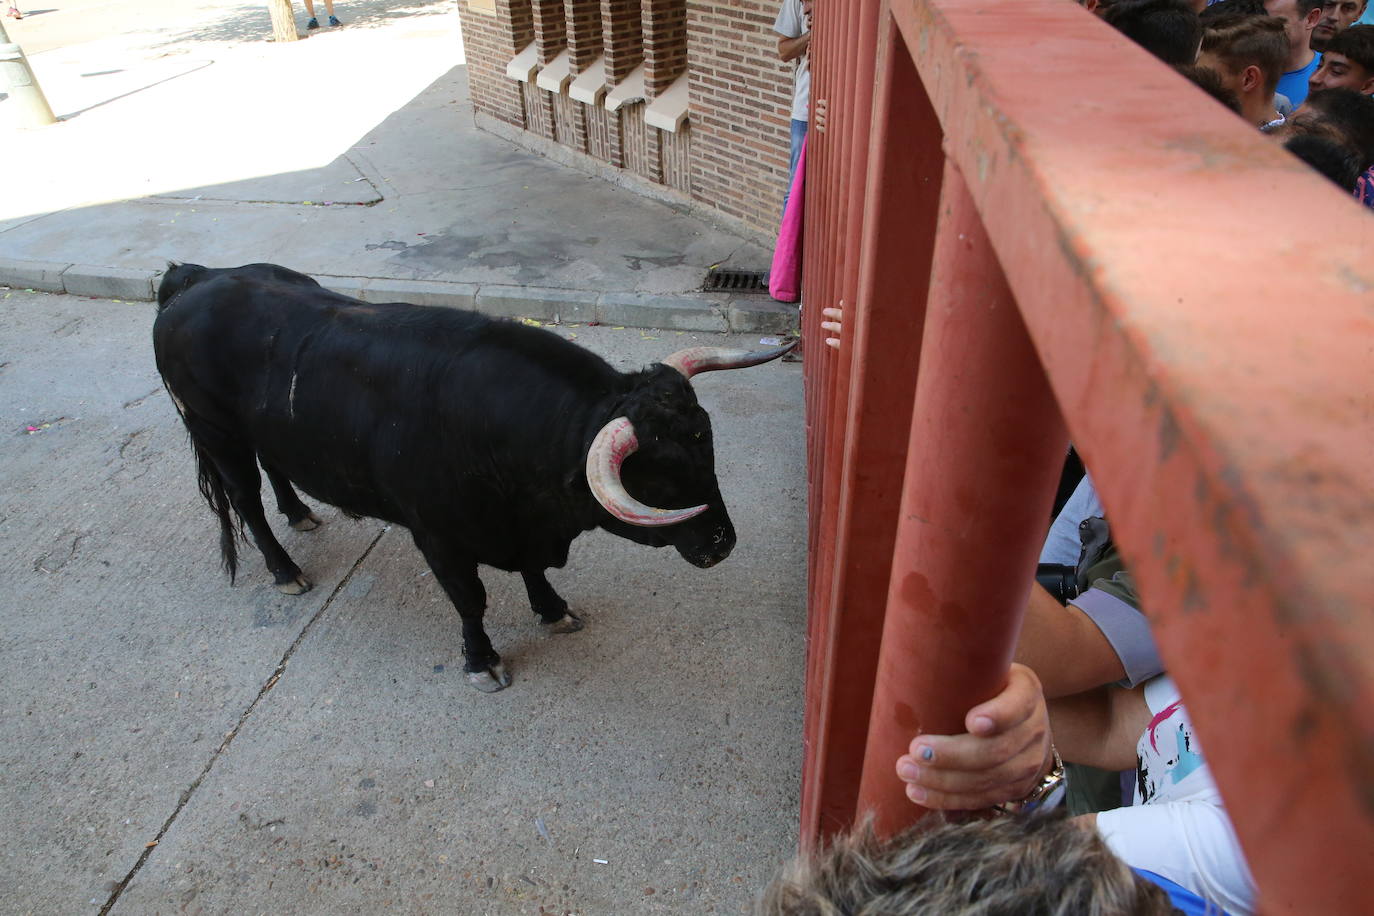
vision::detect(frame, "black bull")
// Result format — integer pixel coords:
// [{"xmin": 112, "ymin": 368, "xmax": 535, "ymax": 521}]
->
[{"xmin": 152, "ymin": 263, "xmax": 795, "ymax": 692}]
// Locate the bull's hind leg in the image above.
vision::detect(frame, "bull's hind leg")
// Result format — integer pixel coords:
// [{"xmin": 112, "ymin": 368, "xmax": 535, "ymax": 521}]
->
[
  {"xmin": 412, "ymin": 531, "xmax": 510, "ymax": 692},
  {"xmin": 261, "ymin": 460, "xmax": 322, "ymax": 531},
  {"xmin": 190, "ymin": 425, "xmax": 312, "ymax": 595},
  {"xmin": 521, "ymin": 570, "xmax": 583, "ymax": 633}
]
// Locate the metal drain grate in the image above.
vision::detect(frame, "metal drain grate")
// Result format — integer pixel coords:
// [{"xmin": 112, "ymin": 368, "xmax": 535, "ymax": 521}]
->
[{"xmin": 702, "ymin": 268, "xmax": 770, "ymax": 293}]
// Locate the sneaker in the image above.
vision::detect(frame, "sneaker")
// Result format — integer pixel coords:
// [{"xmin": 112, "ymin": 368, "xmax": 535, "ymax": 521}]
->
[
  {"xmin": 6, "ymin": 6, "xmax": 21, "ymax": 18},
  {"xmin": 328, "ymin": 15, "xmax": 341, "ymax": 26},
  {"xmin": 305, "ymin": 16, "xmax": 319, "ymax": 29}
]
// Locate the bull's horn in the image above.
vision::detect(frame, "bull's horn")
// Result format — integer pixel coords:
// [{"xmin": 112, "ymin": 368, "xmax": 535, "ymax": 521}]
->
[
  {"xmin": 661, "ymin": 338, "xmax": 798, "ymax": 379},
  {"xmin": 585, "ymin": 416, "xmax": 708, "ymax": 526}
]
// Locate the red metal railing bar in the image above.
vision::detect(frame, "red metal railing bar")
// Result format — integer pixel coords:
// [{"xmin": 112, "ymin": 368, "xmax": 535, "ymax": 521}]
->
[{"xmin": 854, "ymin": 157, "xmax": 1069, "ymax": 830}]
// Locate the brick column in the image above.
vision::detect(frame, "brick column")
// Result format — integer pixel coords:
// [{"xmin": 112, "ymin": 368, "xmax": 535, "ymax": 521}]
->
[
  {"xmin": 533, "ymin": 0, "xmax": 568, "ymax": 62},
  {"xmin": 643, "ymin": 0, "xmax": 688, "ymax": 97}
]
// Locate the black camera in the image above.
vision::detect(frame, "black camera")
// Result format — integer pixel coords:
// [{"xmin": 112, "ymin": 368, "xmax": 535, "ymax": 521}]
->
[{"xmin": 1035, "ymin": 564, "xmax": 1080, "ymax": 604}]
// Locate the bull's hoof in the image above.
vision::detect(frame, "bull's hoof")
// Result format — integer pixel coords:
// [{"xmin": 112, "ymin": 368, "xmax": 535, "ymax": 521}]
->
[
  {"xmin": 290, "ymin": 512, "xmax": 323, "ymax": 531},
  {"xmin": 543, "ymin": 612, "xmax": 584, "ymax": 634},
  {"xmin": 466, "ymin": 663, "xmax": 512, "ymax": 693},
  {"xmin": 275, "ymin": 574, "xmax": 313, "ymax": 595}
]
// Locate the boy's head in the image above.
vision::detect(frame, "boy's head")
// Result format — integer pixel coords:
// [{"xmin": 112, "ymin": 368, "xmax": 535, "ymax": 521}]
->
[
  {"xmin": 1177, "ymin": 62, "xmax": 1246, "ymax": 111},
  {"xmin": 1263, "ymin": 0, "xmax": 1324, "ymax": 58},
  {"xmin": 761, "ymin": 814, "xmax": 1179, "ymax": 916},
  {"xmin": 1284, "ymin": 133, "xmax": 1363, "ymax": 188},
  {"xmin": 1106, "ymin": 0, "xmax": 1205, "ymax": 65},
  {"xmin": 1199, "ymin": 14, "xmax": 1291, "ymax": 98},
  {"xmin": 1309, "ymin": 24, "xmax": 1374, "ymax": 92},
  {"xmin": 1292, "ymin": 86, "xmax": 1374, "ymax": 167}
]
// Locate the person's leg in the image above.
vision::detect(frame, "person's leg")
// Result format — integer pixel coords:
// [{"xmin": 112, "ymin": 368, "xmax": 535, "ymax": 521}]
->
[
  {"xmin": 782, "ymin": 118, "xmax": 808, "ymax": 214},
  {"xmin": 324, "ymin": 0, "xmax": 340, "ymax": 25},
  {"xmin": 303, "ymin": 0, "xmax": 319, "ymax": 28}
]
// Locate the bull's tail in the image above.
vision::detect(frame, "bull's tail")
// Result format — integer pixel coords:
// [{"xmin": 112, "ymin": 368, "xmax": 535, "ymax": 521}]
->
[
  {"xmin": 188, "ymin": 430, "xmax": 244, "ymax": 583},
  {"xmin": 157, "ymin": 262, "xmax": 210, "ymax": 311}
]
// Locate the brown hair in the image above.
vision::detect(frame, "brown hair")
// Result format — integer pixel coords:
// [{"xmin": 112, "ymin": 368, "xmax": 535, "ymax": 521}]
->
[
  {"xmin": 760, "ymin": 813, "xmax": 1180, "ymax": 916},
  {"xmin": 1326, "ymin": 24, "xmax": 1374, "ymax": 74},
  {"xmin": 1201, "ymin": 14, "xmax": 1289, "ymax": 95}
]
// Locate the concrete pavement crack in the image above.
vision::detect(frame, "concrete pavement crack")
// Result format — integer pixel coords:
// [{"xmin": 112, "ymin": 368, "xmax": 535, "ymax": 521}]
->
[{"xmin": 97, "ymin": 525, "xmax": 389, "ymax": 915}]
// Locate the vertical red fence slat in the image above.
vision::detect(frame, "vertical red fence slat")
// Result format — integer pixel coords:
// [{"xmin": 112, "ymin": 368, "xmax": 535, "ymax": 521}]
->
[
  {"xmin": 799, "ymin": 10, "xmax": 944, "ymax": 841},
  {"xmin": 854, "ymin": 159, "xmax": 1068, "ymax": 831}
]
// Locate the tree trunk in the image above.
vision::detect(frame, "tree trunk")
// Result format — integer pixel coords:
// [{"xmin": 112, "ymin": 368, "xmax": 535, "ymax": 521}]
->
[{"xmin": 268, "ymin": 0, "xmax": 299, "ymax": 42}]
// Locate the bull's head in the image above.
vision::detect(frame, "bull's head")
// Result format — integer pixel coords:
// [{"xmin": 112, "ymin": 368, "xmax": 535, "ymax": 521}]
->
[{"xmin": 585, "ymin": 340, "xmax": 797, "ymax": 568}]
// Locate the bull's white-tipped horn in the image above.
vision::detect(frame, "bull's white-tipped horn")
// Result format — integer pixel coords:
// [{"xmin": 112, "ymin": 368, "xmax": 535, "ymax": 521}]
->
[
  {"xmin": 585, "ymin": 416, "xmax": 708, "ymax": 526},
  {"xmin": 661, "ymin": 338, "xmax": 798, "ymax": 379}
]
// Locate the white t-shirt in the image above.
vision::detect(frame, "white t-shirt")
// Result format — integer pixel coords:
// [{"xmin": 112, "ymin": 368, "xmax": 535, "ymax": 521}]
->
[
  {"xmin": 1096, "ymin": 677, "xmax": 1256, "ymax": 915},
  {"xmin": 773, "ymin": 0, "xmax": 811, "ymax": 122}
]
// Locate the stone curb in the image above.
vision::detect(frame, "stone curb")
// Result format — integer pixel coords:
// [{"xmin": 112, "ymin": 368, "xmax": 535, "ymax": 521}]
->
[
  {"xmin": 0, "ymin": 259, "xmax": 797, "ymax": 334},
  {"xmin": 62, "ymin": 265, "xmax": 160, "ymax": 301},
  {"xmin": 0, "ymin": 258, "xmax": 70, "ymax": 293}
]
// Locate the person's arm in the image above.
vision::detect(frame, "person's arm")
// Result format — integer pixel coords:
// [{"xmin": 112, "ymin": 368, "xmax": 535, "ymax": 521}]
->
[
  {"xmin": 1046, "ymin": 683, "xmax": 1148, "ymax": 772},
  {"xmin": 777, "ymin": 31, "xmax": 811, "ymax": 62},
  {"xmin": 1015, "ymin": 583, "xmax": 1127, "ymax": 698},
  {"xmin": 895, "ymin": 663, "xmax": 1149, "ymax": 810}
]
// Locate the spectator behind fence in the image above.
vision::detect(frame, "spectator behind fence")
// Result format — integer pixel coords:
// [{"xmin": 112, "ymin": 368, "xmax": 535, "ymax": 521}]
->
[
  {"xmin": 1283, "ymin": 131, "xmax": 1363, "ymax": 186},
  {"xmin": 1284, "ymin": 85, "xmax": 1374, "ymax": 200},
  {"xmin": 1309, "ymin": 23, "xmax": 1374, "ymax": 90},
  {"xmin": 1198, "ymin": 14, "xmax": 1290, "ymax": 127},
  {"xmin": 894, "ymin": 658, "xmax": 1256, "ymax": 913},
  {"xmin": 1292, "ymin": 85, "xmax": 1374, "ymax": 159},
  {"xmin": 1201, "ymin": 0, "xmax": 1270, "ymax": 17},
  {"xmin": 774, "ymin": 0, "xmax": 813, "ymax": 214},
  {"xmin": 1311, "ymin": 0, "xmax": 1368, "ymax": 50},
  {"xmin": 760, "ymin": 812, "xmax": 1182, "ymax": 916},
  {"xmin": 1177, "ymin": 61, "xmax": 1246, "ymax": 110},
  {"xmin": 1264, "ymin": 0, "xmax": 1324, "ymax": 104},
  {"xmin": 1106, "ymin": 0, "xmax": 1204, "ymax": 65}
]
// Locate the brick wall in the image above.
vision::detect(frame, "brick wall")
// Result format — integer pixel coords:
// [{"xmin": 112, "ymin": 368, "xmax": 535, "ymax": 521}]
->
[
  {"xmin": 661, "ymin": 121, "xmax": 692, "ymax": 193},
  {"xmin": 457, "ymin": 0, "xmax": 794, "ymax": 235},
  {"xmin": 460, "ymin": 0, "xmax": 533, "ymax": 127},
  {"xmin": 686, "ymin": 0, "xmax": 793, "ymax": 229}
]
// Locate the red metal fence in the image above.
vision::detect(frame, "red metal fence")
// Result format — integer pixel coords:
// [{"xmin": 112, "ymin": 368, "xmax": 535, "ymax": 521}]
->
[{"xmin": 798, "ymin": 0, "xmax": 1374, "ymax": 912}]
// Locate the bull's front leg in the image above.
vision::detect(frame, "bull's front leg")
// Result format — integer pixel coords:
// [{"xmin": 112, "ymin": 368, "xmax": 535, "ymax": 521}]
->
[
  {"xmin": 520, "ymin": 569, "xmax": 583, "ymax": 633},
  {"xmin": 412, "ymin": 531, "xmax": 510, "ymax": 692}
]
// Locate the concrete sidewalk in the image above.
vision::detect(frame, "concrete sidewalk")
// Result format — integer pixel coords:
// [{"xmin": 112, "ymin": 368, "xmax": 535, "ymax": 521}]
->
[
  {"xmin": 0, "ymin": 0, "xmax": 795, "ymax": 333},
  {"xmin": 0, "ymin": 287, "xmax": 806, "ymax": 915}
]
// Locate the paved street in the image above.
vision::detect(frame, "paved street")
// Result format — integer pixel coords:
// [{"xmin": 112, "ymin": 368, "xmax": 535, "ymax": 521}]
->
[
  {"xmin": 3, "ymin": 7, "xmax": 806, "ymax": 910},
  {"xmin": 0, "ymin": 0, "xmax": 787, "ymax": 330},
  {"xmin": 0, "ymin": 287, "xmax": 806, "ymax": 914}
]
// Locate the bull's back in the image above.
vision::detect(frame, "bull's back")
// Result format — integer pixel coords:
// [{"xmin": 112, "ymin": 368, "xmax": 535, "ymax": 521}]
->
[{"xmin": 153, "ymin": 267, "xmax": 613, "ymax": 547}]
